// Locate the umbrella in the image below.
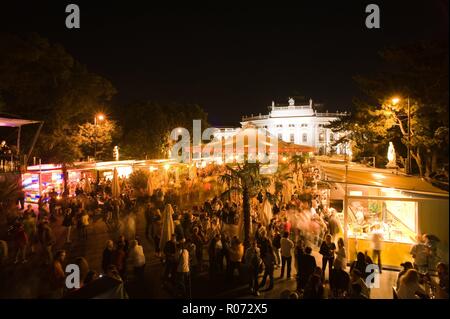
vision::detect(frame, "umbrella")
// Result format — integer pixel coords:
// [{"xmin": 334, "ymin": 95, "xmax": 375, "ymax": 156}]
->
[
  {"xmin": 160, "ymin": 203, "xmax": 175, "ymax": 250},
  {"xmin": 112, "ymin": 167, "xmax": 120, "ymax": 199},
  {"xmin": 260, "ymin": 198, "xmax": 273, "ymax": 227},
  {"xmin": 282, "ymin": 180, "xmax": 293, "ymax": 203}
]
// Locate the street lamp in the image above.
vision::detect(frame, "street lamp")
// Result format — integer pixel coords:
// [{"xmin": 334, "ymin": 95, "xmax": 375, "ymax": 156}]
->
[
  {"xmin": 94, "ymin": 113, "xmax": 105, "ymax": 160},
  {"xmin": 390, "ymin": 97, "xmax": 411, "ymax": 174}
]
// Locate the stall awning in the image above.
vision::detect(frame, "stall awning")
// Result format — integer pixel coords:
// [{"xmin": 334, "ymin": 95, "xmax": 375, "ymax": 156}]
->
[
  {"xmin": 207, "ymin": 125, "xmax": 315, "ymax": 154},
  {"xmin": 320, "ymin": 162, "xmax": 449, "ymax": 197},
  {"xmin": 0, "ymin": 117, "xmax": 41, "ymax": 127}
]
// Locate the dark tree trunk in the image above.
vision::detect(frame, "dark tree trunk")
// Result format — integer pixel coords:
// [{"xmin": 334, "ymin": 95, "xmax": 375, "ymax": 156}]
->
[
  {"xmin": 243, "ymin": 187, "xmax": 251, "ymax": 249},
  {"xmin": 431, "ymin": 149, "xmax": 439, "ymax": 174},
  {"xmin": 411, "ymin": 149, "xmax": 424, "ymax": 178}
]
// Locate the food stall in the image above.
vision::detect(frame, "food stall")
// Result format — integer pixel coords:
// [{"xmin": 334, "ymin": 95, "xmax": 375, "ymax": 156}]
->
[{"xmin": 320, "ymin": 162, "xmax": 449, "ymax": 269}]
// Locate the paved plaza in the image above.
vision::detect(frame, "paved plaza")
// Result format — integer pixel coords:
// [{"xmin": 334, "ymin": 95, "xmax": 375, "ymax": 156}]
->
[{"xmin": 0, "ymin": 206, "xmax": 398, "ymax": 299}]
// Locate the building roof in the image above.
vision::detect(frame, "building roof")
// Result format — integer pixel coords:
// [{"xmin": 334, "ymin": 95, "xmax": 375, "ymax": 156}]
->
[
  {"xmin": 319, "ymin": 161, "xmax": 449, "ymax": 197},
  {"xmin": 208, "ymin": 125, "xmax": 315, "ymax": 154}
]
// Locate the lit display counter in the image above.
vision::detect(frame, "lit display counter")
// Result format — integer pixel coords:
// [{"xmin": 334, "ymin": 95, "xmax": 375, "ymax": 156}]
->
[
  {"xmin": 338, "ymin": 185, "xmax": 419, "ymax": 267},
  {"xmin": 320, "ymin": 162, "xmax": 449, "ymax": 268}
]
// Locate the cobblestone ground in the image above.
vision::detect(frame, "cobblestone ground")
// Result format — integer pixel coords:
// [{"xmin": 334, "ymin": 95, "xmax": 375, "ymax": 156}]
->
[{"xmin": 0, "ymin": 207, "xmax": 396, "ymax": 299}]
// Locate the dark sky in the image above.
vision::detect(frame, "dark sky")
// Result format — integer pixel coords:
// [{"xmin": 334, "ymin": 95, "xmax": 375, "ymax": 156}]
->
[{"xmin": 1, "ymin": 1, "xmax": 448, "ymax": 126}]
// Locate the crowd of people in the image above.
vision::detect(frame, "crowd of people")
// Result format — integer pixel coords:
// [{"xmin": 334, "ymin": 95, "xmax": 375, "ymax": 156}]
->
[{"xmin": 0, "ymin": 167, "xmax": 449, "ymax": 300}]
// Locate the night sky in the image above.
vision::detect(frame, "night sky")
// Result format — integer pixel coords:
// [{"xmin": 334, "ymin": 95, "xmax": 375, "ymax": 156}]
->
[{"xmin": 1, "ymin": 1, "xmax": 448, "ymax": 126}]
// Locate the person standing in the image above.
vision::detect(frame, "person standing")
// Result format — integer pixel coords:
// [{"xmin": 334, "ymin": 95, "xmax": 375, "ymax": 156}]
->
[
  {"xmin": 49, "ymin": 250, "xmax": 67, "ymax": 298},
  {"xmin": 226, "ymin": 237, "xmax": 244, "ymax": 282},
  {"xmin": 80, "ymin": 210, "xmax": 90, "ymax": 240},
  {"xmin": 112, "ymin": 241, "xmax": 127, "ymax": 281},
  {"xmin": 176, "ymin": 241, "xmax": 190, "ymax": 298},
  {"xmin": 319, "ymin": 234, "xmax": 336, "ymax": 280},
  {"xmin": 208, "ymin": 234, "xmax": 220, "ymax": 278},
  {"xmin": 17, "ymin": 189, "xmax": 25, "ymax": 210},
  {"xmin": 371, "ymin": 226, "xmax": 383, "ymax": 273},
  {"xmin": 144, "ymin": 202, "xmax": 154, "ymax": 241},
  {"xmin": 244, "ymin": 241, "xmax": 262, "ymax": 296},
  {"xmin": 102, "ymin": 240, "xmax": 115, "ymax": 273},
  {"xmin": 410, "ymin": 235, "xmax": 429, "ymax": 274},
  {"xmin": 151, "ymin": 209, "xmax": 162, "ymax": 257},
  {"xmin": 22, "ymin": 211, "xmax": 37, "ymax": 254},
  {"xmin": 38, "ymin": 218, "xmax": 55, "ymax": 265},
  {"xmin": 259, "ymin": 244, "xmax": 276, "ymax": 291},
  {"xmin": 330, "ymin": 259, "xmax": 350, "ymax": 298},
  {"xmin": 192, "ymin": 227, "xmax": 205, "ymax": 269},
  {"xmin": 62, "ymin": 208, "xmax": 74, "ymax": 244},
  {"xmin": 14, "ymin": 223, "xmax": 28, "ymax": 263},
  {"xmin": 280, "ymin": 231, "xmax": 294, "ymax": 279},
  {"xmin": 128, "ymin": 240, "xmax": 146, "ymax": 282},
  {"xmin": 272, "ymin": 229, "xmax": 282, "ymax": 269},
  {"xmin": 335, "ymin": 238, "xmax": 347, "ymax": 270},
  {"xmin": 298, "ymin": 246, "xmax": 317, "ymax": 291},
  {"xmin": 163, "ymin": 235, "xmax": 177, "ymax": 282}
]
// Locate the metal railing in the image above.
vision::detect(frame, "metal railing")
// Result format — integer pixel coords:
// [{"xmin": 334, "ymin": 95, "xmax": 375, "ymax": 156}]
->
[
  {"xmin": 241, "ymin": 114, "xmax": 270, "ymax": 121},
  {"xmin": 0, "ymin": 158, "xmax": 21, "ymax": 173}
]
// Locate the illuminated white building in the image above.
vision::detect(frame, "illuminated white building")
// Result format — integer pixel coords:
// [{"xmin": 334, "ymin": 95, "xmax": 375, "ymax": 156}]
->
[{"xmin": 215, "ymin": 98, "xmax": 349, "ymax": 155}]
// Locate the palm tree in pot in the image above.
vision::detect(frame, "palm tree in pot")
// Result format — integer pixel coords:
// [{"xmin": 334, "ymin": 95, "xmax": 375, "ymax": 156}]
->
[{"xmin": 219, "ymin": 161, "xmax": 271, "ymax": 248}]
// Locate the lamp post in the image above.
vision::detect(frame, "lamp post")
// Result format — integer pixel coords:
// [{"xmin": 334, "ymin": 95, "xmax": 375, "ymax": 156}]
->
[
  {"xmin": 391, "ymin": 97, "xmax": 411, "ymax": 174},
  {"xmin": 94, "ymin": 114, "xmax": 105, "ymax": 160}
]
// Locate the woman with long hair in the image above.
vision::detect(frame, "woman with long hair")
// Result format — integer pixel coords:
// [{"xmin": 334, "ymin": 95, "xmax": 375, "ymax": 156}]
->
[{"xmin": 397, "ymin": 269, "xmax": 428, "ymax": 299}]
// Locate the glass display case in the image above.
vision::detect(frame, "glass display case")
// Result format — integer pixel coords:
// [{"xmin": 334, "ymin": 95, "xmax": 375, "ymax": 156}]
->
[
  {"xmin": 345, "ymin": 198, "xmax": 417, "ymax": 244},
  {"xmin": 338, "ymin": 185, "xmax": 418, "ymax": 244}
]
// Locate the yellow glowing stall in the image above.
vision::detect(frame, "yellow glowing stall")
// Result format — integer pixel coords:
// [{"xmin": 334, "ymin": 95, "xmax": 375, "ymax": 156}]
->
[{"xmin": 320, "ymin": 162, "xmax": 449, "ymax": 269}]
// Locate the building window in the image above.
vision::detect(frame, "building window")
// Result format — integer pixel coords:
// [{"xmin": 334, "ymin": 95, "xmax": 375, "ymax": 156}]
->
[
  {"xmin": 301, "ymin": 124, "xmax": 308, "ymax": 127},
  {"xmin": 318, "ymin": 124, "xmax": 324, "ymax": 128},
  {"xmin": 263, "ymin": 125, "xmax": 268, "ymax": 129},
  {"xmin": 278, "ymin": 133, "xmax": 283, "ymax": 140},
  {"xmin": 290, "ymin": 134, "xmax": 295, "ymax": 143},
  {"xmin": 319, "ymin": 132, "xmax": 325, "ymax": 142},
  {"xmin": 289, "ymin": 124, "xmax": 295, "ymax": 128},
  {"xmin": 302, "ymin": 133, "xmax": 307, "ymax": 143},
  {"xmin": 276, "ymin": 124, "xmax": 283, "ymax": 128},
  {"xmin": 330, "ymin": 134, "xmax": 334, "ymax": 142}
]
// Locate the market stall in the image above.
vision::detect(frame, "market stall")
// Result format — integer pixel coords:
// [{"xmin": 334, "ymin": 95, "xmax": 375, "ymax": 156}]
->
[{"xmin": 320, "ymin": 161, "xmax": 449, "ymax": 269}]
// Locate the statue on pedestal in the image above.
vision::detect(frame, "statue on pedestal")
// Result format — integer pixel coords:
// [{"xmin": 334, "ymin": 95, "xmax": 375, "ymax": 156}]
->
[{"xmin": 386, "ymin": 142, "xmax": 397, "ymax": 168}]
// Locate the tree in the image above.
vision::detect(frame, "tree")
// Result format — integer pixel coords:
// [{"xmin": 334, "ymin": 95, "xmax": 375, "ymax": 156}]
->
[
  {"xmin": 128, "ymin": 169, "xmax": 150, "ymax": 199},
  {"xmin": 75, "ymin": 120, "xmax": 120, "ymax": 160},
  {"xmin": 0, "ymin": 33, "xmax": 117, "ymax": 195},
  {"xmin": 37, "ymin": 127, "xmax": 82, "ymax": 196},
  {"xmin": 0, "ymin": 33, "xmax": 117, "ymax": 198},
  {"xmin": 117, "ymin": 101, "xmax": 209, "ymax": 159},
  {"xmin": 219, "ymin": 161, "xmax": 271, "ymax": 248},
  {"xmin": 289, "ymin": 153, "xmax": 309, "ymax": 189},
  {"xmin": 271, "ymin": 162, "xmax": 293, "ymax": 205},
  {"xmin": 329, "ymin": 41, "xmax": 449, "ymax": 177}
]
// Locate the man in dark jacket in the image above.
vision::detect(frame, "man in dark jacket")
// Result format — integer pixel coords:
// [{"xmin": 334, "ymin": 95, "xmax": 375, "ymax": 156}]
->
[
  {"xmin": 163, "ymin": 235, "xmax": 177, "ymax": 282},
  {"xmin": 298, "ymin": 246, "xmax": 317, "ymax": 291},
  {"xmin": 330, "ymin": 259, "xmax": 350, "ymax": 298},
  {"xmin": 144, "ymin": 202, "xmax": 154, "ymax": 240},
  {"xmin": 38, "ymin": 219, "xmax": 55, "ymax": 265}
]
